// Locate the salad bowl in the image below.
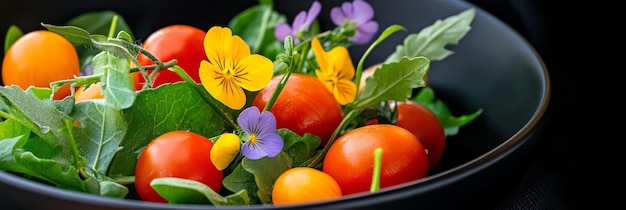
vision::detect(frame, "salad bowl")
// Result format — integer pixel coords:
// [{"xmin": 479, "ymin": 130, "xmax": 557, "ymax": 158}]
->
[{"xmin": 0, "ymin": 0, "xmax": 550, "ymax": 209}]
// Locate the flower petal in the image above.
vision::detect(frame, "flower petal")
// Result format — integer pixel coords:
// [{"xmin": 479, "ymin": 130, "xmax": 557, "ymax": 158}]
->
[
  {"xmin": 334, "ymin": 79, "xmax": 357, "ymax": 105},
  {"xmin": 241, "ymin": 132, "xmax": 283, "ymax": 159},
  {"xmin": 274, "ymin": 22, "xmax": 293, "ymax": 42},
  {"xmin": 233, "ymin": 54, "xmax": 273, "ymax": 92},
  {"xmin": 257, "ymin": 110, "xmax": 278, "ymax": 134},
  {"xmin": 351, "ymin": 0, "xmax": 375, "ymax": 24},
  {"xmin": 330, "ymin": 7, "xmax": 346, "ymax": 25},
  {"xmin": 311, "ymin": 38, "xmax": 329, "ymax": 72},
  {"xmin": 238, "ymin": 106, "xmax": 261, "ymax": 135},
  {"xmin": 327, "ymin": 46, "xmax": 354, "ymax": 79},
  {"xmin": 315, "ymin": 69, "xmax": 335, "ymax": 94},
  {"xmin": 353, "ymin": 21, "xmax": 379, "ymax": 44},
  {"xmin": 210, "ymin": 133, "xmax": 241, "ymax": 170},
  {"xmin": 304, "ymin": 1, "xmax": 322, "ymax": 29}
]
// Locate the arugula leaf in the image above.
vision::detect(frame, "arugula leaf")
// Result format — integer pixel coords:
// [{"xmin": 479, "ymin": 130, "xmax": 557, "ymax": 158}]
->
[
  {"xmin": 355, "ymin": 57, "xmax": 430, "ymax": 109},
  {"xmin": 242, "ymin": 152, "xmax": 292, "ymax": 204},
  {"xmin": 223, "ymin": 164, "xmax": 260, "ymax": 204},
  {"xmin": 384, "ymin": 8, "xmax": 475, "ymax": 63},
  {"xmin": 278, "ymin": 128, "xmax": 320, "ymax": 167},
  {"xmin": 412, "ymin": 87, "xmax": 482, "ymax": 136}
]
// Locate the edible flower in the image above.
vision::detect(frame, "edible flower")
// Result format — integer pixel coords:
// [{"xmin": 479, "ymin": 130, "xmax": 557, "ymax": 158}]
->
[
  {"xmin": 330, "ymin": 0, "xmax": 379, "ymax": 44},
  {"xmin": 210, "ymin": 133, "xmax": 241, "ymax": 170},
  {"xmin": 311, "ymin": 37, "xmax": 357, "ymax": 105},
  {"xmin": 274, "ymin": 1, "xmax": 321, "ymax": 44},
  {"xmin": 199, "ymin": 26, "xmax": 273, "ymax": 110},
  {"xmin": 238, "ymin": 106, "xmax": 283, "ymax": 160}
]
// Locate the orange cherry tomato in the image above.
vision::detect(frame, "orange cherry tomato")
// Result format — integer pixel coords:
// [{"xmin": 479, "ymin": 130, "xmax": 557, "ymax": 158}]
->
[
  {"xmin": 2, "ymin": 30, "xmax": 80, "ymax": 100},
  {"xmin": 322, "ymin": 124, "xmax": 429, "ymax": 195},
  {"xmin": 252, "ymin": 73, "xmax": 343, "ymax": 146},
  {"xmin": 73, "ymin": 82, "xmax": 104, "ymax": 103},
  {"xmin": 272, "ymin": 167, "xmax": 342, "ymax": 205},
  {"xmin": 134, "ymin": 130, "xmax": 223, "ymax": 203},
  {"xmin": 135, "ymin": 24, "xmax": 207, "ymax": 88}
]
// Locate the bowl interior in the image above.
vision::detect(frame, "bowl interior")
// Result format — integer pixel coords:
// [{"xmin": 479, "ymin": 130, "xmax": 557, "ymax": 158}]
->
[{"xmin": 0, "ymin": 0, "xmax": 549, "ymax": 209}]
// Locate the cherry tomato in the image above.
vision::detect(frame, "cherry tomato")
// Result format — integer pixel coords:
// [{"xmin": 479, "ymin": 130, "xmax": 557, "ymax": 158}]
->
[
  {"xmin": 252, "ymin": 73, "xmax": 343, "ymax": 146},
  {"xmin": 322, "ymin": 124, "xmax": 429, "ymax": 195},
  {"xmin": 2, "ymin": 30, "xmax": 80, "ymax": 100},
  {"xmin": 73, "ymin": 82, "xmax": 104, "ymax": 103},
  {"xmin": 272, "ymin": 167, "xmax": 342, "ymax": 205},
  {"xmin": 135, "ymin": 24, "xmax": 207, "ymax": 88},
  {"xmin": 134, "ymin": 130, "xmax": 223, "ymax": 203},
  {"xmin": 393, "ymin": 100, "xmax": 446, "ymax": 168}
]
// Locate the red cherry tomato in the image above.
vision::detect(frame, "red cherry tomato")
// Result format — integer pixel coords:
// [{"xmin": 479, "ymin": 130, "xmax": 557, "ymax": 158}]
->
[
  {"xmin": 134, "ymin": 130, "xmax": 223, "ymax": 203},
  {"xmin": 252, "ymin": 73, "xmax": 343, "ymax": 146},
  {"xmin": 135, "ymin": 24, "xmax": 207, "ymax": 88},
  {"xmin": 322, "ymin": 124, "xmax": 429, "ymax": 195},
  {"xmin": 393, "ymin": 100, "xmax": 446, "ymax": 169}
]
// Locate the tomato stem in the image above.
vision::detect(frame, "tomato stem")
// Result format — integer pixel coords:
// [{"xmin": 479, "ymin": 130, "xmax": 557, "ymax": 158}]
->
[{"xmin": 370, "ymin": 147, "xmax": 383, "ymax": 192}]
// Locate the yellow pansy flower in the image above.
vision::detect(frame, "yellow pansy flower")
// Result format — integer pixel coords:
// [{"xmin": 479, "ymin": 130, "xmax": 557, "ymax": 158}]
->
[
  {"xmin": 199, "ymin": 26, "xmax": 274, "ymax": 110},
  {"xmin": 311, "ymin": 37, "xmax": 357, "ymax": 105}
]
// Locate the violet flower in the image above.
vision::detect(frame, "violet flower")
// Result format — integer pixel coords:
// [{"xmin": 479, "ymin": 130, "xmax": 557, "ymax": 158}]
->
[
  {"xmin": 330, "ymin": 0, "xmax": 379, "ymax": 44},
  {"xmin": 238, "ymin": 106, "xmax": 283, "ymax": 160},
  {"xmin": 274, "ymin": 1, "xmax": 321, "ymax": 45}
]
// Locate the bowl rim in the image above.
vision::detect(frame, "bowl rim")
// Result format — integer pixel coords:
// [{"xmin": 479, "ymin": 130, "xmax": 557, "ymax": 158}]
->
[{"xmin": 0, "ymin": 0, "xmax": 551, "ymax": 209}]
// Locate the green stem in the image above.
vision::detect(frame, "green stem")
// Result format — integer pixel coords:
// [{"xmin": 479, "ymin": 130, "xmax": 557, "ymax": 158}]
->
[
  {"xmin": 112, "ymin": 175, "xmax": 136, "ymax": 185},
  {"xmin": 107, "ymin": 15, "xmax": 118, "ymax": 38},
  {"xmin": 303, "ymin": 108, "xmax": 362, "ymax": 168},
  {"xmin": 50, "ymin": 60, "xmax": 178, "ymax": 90},
  {"xmin": 370, "ymin": 147, "xmax": 383, "ymax": 192}
]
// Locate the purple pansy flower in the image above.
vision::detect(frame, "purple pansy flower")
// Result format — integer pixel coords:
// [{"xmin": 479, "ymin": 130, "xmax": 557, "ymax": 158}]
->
[
  {"xmin": 238, "ymin": 106, "xmax": 283, "ymax": 160},
  {"xmin": 330, "ymin": 0, "xmax": 379, "ymax": 44},
  {"xmin": 274, "ymin": 1, "xmax": 321, "ymax": 45}
]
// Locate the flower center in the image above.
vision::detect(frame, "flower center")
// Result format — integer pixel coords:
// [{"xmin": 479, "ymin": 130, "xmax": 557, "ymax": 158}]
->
[{"xmin": 249, "ymin": 134, "xmax": 257, "ymax": 144}]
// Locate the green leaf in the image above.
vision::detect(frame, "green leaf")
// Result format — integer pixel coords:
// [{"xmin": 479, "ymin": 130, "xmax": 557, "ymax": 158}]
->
[
  {"xmin": 108, "ymin": 82, "xmax": 236, "ymax": 176},
  {"xmin": 228, "ymin": 3, "xmax": 286, "ymax": 59},
  {"xmin": 41, "ymin": 24, "xmax": 92, "ymax": 46},
  {"xmin": 278, "ymin": 129, "xmax": 320, "ymax": 167},
  {"xmin": 4, "ymin": 25, "xmax": 23, "ymax": 53},
  {"xmin": 241, "ymin": 152, "xmax": 292, "ymax": 204},
  {"xmin": 92, "ymin": 51, "xmax": 135, "ymax": 110},
  {"xmin": 355, "ymin": 57, "xmax": 430, "ymax": 109},
  {"xmin": 223, "ymin": 164, "xmax": 260, "ymax": 204},
  {"xmin": 98, "ymin": 179, "xmax": 129, "ymax": 198},
  {"xmin": 151, "ymin": 177, "xmax": 249, "ymax": 205},
  {"xmin": 412, "ymin": 87, "xmax": 482, "ymax": 136},
  {"xmin": 384, "ymin": 8, "xmax": 475, "ymax": 63},
  {"xmin": 71, "ymin": 100, "xmax": 126, "ymax": 175},
  {"xmin": 65, "ymin": 10, "xmax": 135, "ymax": 71},
  {"xmin": 0, "ymin": 86, "xmax": 76, "ymax": 163}
]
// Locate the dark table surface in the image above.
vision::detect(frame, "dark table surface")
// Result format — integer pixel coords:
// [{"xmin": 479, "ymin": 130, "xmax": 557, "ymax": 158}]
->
[{"xmin": 464, "ymin": 0, "xmax": 579, "ymax": 209}]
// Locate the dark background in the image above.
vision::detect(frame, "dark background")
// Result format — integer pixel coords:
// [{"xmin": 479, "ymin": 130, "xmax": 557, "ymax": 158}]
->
[
  {"xmin": 0, "ymin": 0, "xmax": 578, "ymax": 209},
  {"xmin": 463, "ymin": 0, "xmax": 578, "ymax": 209}
]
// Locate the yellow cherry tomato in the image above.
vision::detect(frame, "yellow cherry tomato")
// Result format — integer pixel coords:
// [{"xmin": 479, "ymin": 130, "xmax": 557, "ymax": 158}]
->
[{"xmin": 272, "ymin": 167, "xmax": 342, "ymax": 205}]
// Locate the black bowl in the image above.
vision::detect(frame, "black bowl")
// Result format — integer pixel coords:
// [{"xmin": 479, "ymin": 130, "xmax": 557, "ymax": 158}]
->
[{"xmin": 0, "ymin": 0, "xmax": 550, "ymax": 209}]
